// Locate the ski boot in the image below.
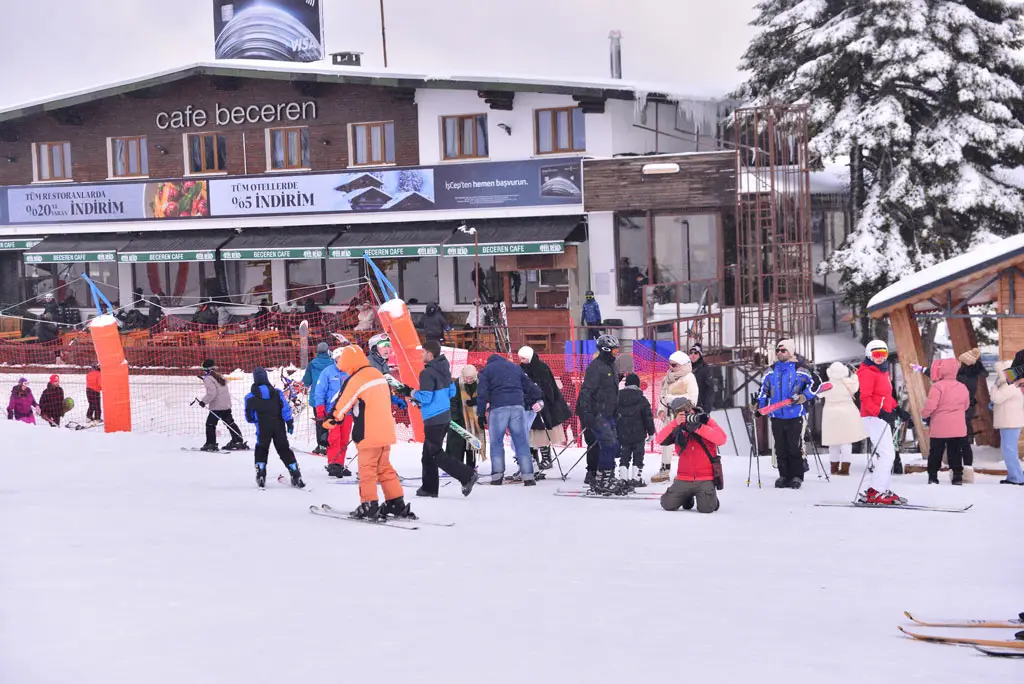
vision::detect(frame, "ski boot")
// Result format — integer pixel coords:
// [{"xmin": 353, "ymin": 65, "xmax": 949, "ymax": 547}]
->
[
  {"xmin": 774, "ymin": 477, "xmax": 789, "ymax": 489},
  {"xmin": 380, "ymin": 496, "xmax": 418, "ymax": 520},
  {"xmin": 200, "ymin": 442, "xmax": 220, "ymax": 453},
  {"xmin": 630, "ymin": 466, "xmax": 646, "ymax": 488},
  {"xmin": 223, "ymin": 437, "xmax": 249, "ymax": 451},
  {"xmin": 590, "ymin": 469, "xmax": 626, "ymax": 496},
  {"xmin": 312, "ymin": 445, "xmax": 326, "ymax": 456},
  {"xmin": 351, "ymin": 501, "xmax": 381, "ymax": 520},
  {"xmin": 325, "ymin": 463, "xmax": 349, "ymax": 478},
  {"xmin": 538, "ymin": 447, "xmax": 553, "ymax": 471},
  {"xmin": 415, "ymin": 487, "xmax": 438, "ymax": 498},
  {"xmin": 287, "ymin": 463, "xmax": 305, "ymax": 489},
  {"xmin": 651, "ymin": 464, "xmax": 671, "ymax": 483},
  {"xmin": 462, "ymin": 472, "xmax": 479, "ymax": 497},
  {"xmin": 858, "ymin": 488, "xmax": 902, "ymax": 505},
  {"xmin": 617, "ymin": 465, "xmax": 630, "ymax": 482},
  {"xmin": 255, "ymin": 462, "xmax": 267, "ymax": 489}
]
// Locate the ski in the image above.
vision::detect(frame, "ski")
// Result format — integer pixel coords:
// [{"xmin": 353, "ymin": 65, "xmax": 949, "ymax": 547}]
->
[
  {"xmin": 310, "ymin": 504, "xmax": 418, "ymax": 530},
  {"xmin": 275, "ymin": 474, "xmax": 313, "ymax": 492},
  {"xmin": 181, "ymin": 447, "xmax": 232, "ymax": 455},
  {"xmin": 322, "ymin": 504, "xmax": 454, "ymax": 527},
  {"xmin": 898, "ymin": 627, "xmax": 1024, "ymax": 649},
  {"xmin": 757, "ymin": 383, "xmax": 831, "ymax": 417},
  {"xmin": 336, "ymin": 478, "xmax": 451, "ymax": 488},
  {"xmin": 555, "ymin": 489, "xmax": 661, "ymax": 500},
  {"xmin": 816, "ymin": 502, "xmax": 972, "ymax": 513},
  {"xmin": 904, "ymin": 611, "xmax": 1023, "ymax": 628},
  {"xmin": 384, "ymin": 374, "xmax": 482, "ymax": 449},
  {"xmin": 975, "ymin": 645, "xmax": 1024, "ymax": 658}
]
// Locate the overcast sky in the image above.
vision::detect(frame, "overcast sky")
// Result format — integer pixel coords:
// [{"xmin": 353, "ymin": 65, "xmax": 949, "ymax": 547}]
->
[{"xmin": 0, "ymin": 0, "xmax": 756, "ymax": 109}]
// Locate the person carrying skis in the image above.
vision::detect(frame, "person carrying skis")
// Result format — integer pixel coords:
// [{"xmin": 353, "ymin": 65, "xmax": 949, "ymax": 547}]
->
[
  {"xmin": 244, "ymin": 367, "xmax": 305, "ymax": 489},
  {"xmin": 616, "ymin": 373, "xmax": 655, "ymax": 486},
  {"xmin": 922, "ymin": 357, "xmax": 971, "ymax": 486},
  {"xmin": 412, "ymin": 341, "xmax": 478, "ymax": 498},
  {"xmin": 817, "ymin": 362, "xmax": 866, "ymax": 476},
  {"xmin": 756, "ymin": 339, "xmax": 816, "ymax": 489},
  {"xmin": 580, "ymin": 290, "xmax": 602, "ymax": 340},
  {"xmin": 856, "ymin": 340, "xmax": 911, "ymax": 504},
  {"xmin": 7, "ymin": 378, "xmax": 37, "ymax": 424},
  {"xmin": 477, "ymin": 353, "xmax": 543, "ymax": 485},
  {"xmin": 518, "ymin": 345, "xmax": 572, "ymax": 471},
  {"xmin": 446, "ymin": 364, "xmax": 486, "ymax": 468},
  {"xmin": 327, "ymin": 345, "xmax": 416, "ymax": 520},
  {"xmin": 312, "ymin": 348, "xmax": 352, "ymax": 477},
  {"xmin": 652, "ymin": 351, "xmax": 699, "ymax": 483},
  {"xmin": 85, "ymin": 365, "xmax": 102, "ymax": 423},
  {"xmin": 302, "ymin": 342, "xmax": 333, "ymax": 455},
  {"xmin": 577, "ymin": 334, "xmax": 627, "ymax": 494},
  {"xmin": 39, "ymin": 375, "xmax": 65, "ymax": 427},
  {"xmin": 656, "ymin": 397, "xmax": 726, "ymax": 513},
  {"xmin": 197, "ymin": 359, "xmax": 247, "ymax": 451}
]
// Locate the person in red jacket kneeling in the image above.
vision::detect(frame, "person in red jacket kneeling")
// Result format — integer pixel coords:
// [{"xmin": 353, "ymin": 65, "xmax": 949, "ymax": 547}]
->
[{"xmin": 656, "ymin": 397, "xmax": 727, "ymax": 513}]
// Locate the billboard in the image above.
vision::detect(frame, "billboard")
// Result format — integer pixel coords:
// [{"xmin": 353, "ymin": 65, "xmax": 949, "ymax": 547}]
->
[
  {"xmin": 4, "ymin": 181, "xmax": 209, "ymax": 224},
  {"xmin": 213, "ymin": 0, "xmax": 324, "ymax": 63}
]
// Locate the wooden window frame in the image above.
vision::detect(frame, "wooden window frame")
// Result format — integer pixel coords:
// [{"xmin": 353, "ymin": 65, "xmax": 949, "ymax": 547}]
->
[
  {"xmin": 268, "ymin": 126, "xmax": 310, "ymax": 171},
  {"xmin": 34, "ymin": 141, "xmax": 73, "ymax": 182},
  {"xmin": 349, "ymin": 121, "xmax": 396, "ymax": 167},
  {"xmin": 441, "ymin": 114, "xmax": 488, "ymax": 160},
  {"xmin": 534, "ymin": 107, "xmax": 586, "ymax": 155},
  {"xmin": 109, "ymin": 135, "xmax": 149, "ymax": 178},
  {"xmin": 185, "ymin": 132, "xmax": 227, "ymax": 175}
]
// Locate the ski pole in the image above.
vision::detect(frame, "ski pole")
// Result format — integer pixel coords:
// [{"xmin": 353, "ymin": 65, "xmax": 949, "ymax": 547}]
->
[
  {"xmin": 192, "ymin": 397, "xmax": 244, "ymax": 443},
  {"xmin": 854, "ymin": 422, "xmax": 886, "ymax": 502},
  {"xmin": 561, "ymin": 440, "xmax": 599, "ymax": 481}
]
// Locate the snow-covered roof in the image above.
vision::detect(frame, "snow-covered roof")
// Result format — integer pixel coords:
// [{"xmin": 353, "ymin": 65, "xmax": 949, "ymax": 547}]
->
[
  {"xmin": 867, "ymin": 232, "xmax": 1024, "ymax": 315},
  {"xmin": 0, "ymin": 60, "xmax": 725, "ymax": 124},
  {"xmin": 345, "ymin": 186, "xmax": 390, "ymax": 201},
  {"xmin": 381, "ymin": 191, "xmax": 432, "ymax": 209}
]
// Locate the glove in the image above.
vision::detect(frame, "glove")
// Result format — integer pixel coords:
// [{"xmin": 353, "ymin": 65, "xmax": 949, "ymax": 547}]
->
[
  {"xmin": 922, "ymin": 416, "xmax": 931, "ymax": 427},
  {"xmin": 286, "ymin": 420, "xmax": 294, "ymax": 435},
  {"xmin": 790, "ymin": 394, "xmax": 807, "ymax": 405},
  {"xmin": 315, "ymin": 405, "xmax": 326, "ymax": 421},
  {"xmin": 393, "ymin": 384, "xmax": 413, "ymax": 397},
  {"xmin": 465, "ymin": 397, "xmax": 477, "ymax": 407},
  {"xmin": 478, "ymin": 414, "xmax": 487, "ymax": 429},
  {"xmin": 710, "ymin": 456, "xmax": 724, "ymax": 491},
  {"xmin": 531, "ymin": 401, "xmax": 544, "ymax": 412},
  {"xmin": 896, "ymin": 407, "xmax": 912, "ymax": 422},
  {"xmin": 878, "ymin": 410, "xmax": 896, "ymax": 426},
  {"xmin": 197, "ymin": 400, "xmax": 206, "ymax": 408}
]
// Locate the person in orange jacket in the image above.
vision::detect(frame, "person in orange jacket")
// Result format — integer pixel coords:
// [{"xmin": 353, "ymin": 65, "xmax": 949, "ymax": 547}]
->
[
  {"xmin": 326, "ymin": 345, "xmax": 416, "ymax": 520},
  {"xmin": 655, "ymin": 397, "xmax": 727, "ymax": 513},
  {"xmin": 85, "ymin": 365, "xmax": 102, "ymax": 422}
]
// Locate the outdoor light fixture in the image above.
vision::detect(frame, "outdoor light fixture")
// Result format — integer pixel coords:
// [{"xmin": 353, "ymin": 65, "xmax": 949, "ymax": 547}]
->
[
  {"xmin": 4, "ymin": 155, "xmax": 15, "ymax": 163},
  {"xmin": 457, "ymin": 224, "xmax": 477, "ymax": 234},
  {"xmin": 321, "ymin": 138, "xmax": 331, "ymax": 146},
  {"xmin": 154, "ymin": 144, "xmax": 167, "ymax": 154},
  {"xmin": 498, "ymin": 123, "xmax": 512, "ymax": 135},
  {"xmin": 642, "ymin": 162, "xmax": 680, "ymax": 175}
]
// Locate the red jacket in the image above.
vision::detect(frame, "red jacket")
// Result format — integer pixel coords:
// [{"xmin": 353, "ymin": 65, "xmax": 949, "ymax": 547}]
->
[
  {"xmin": 856, "ymin": 362, "xmax": 897, "ymax": 418},
  {"xmin": 655, "ymin": 418, "xmax": 727, "ymax": 482},
  {"xmin": 86, "ymin": 370, "xmax": 102, "ymax": 393}
]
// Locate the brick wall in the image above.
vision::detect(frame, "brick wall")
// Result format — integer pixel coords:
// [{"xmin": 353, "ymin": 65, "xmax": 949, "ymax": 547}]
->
[{"xmin": 0, "ymin": 76, "xmax": 419, "ymax": 186}]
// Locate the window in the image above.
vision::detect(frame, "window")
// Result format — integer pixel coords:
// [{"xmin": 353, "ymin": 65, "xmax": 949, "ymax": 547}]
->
[
  {"xmin": 454, "ymin": 258, "xmax": 503, "ymax": 305},
  {"xmin": 326, "ymin": 257, "xmax": 438, "ymax": 304},
  {"xmin": 535, "ymin": 107, "xmax": 586, "ymax": 154},
  {"xmin": 350, "ymin": 121, "xmax": 396, "ymax": 166},
  {"xmin": 224, "ymin": 260, "xmax": 271, "ymax": 304},
  {"xmin": 442, "ymin": 114, "xmax": 488, "ymax": 160},
  {"xmin": 286, "ymin": 259, "xmax": 326, "ymax": 303},
  {"xmin": 24, "ymin": 262, "xmax": 117, "ymax": 308},
  {"xmin": 186, "ymin": 133, "xmax": 227, "ymax": 174},
  {"xmin": 34, "ymin": 142, "xmax": 72, "ymax": 181},
  {"xmin": 269, "ymin": 127, "xmax": 310, "ymax": 170},
  {"xmin": 614, "ymin": 214, "xmax": 648, "ymax": 306},
  {"xmin": 110, "ymin": 136, "xmax": 149, "ymax": 178},
  {"xmin": 132, "ymin": 262, "xmax": 209, "ymax": 308}
]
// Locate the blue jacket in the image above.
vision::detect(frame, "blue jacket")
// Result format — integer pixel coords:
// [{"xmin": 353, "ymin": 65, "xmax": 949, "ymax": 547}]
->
[
  {"xmin": 414, "ymin": 355, "xmax": 456, "ymax": 425},
  {"xmin": 477, "ymin": 354, "xmax": 542, "ymax": 418},
  {"xmin": 581, "ymin": 299, "xmax": 602, "ymax": 325},
  {"xmin": 757, "ymin": 361, "xmax": 817, "ymax": 419},
  {"xmin": 245, "ymin": 368, "xmax": 293, "ymax": 440},
  {"xmin": 302, "ymin": 352, "xmax": 333, "ymax": 390},
  {"xmin": 312, "ymin": 363, "xmax": 349, "ymax": 411}
]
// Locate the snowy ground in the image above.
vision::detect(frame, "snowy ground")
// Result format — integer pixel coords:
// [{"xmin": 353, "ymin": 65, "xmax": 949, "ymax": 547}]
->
[{"xmin": 1, "ymin": 421, "xmax": 1022, "ymax": 684}]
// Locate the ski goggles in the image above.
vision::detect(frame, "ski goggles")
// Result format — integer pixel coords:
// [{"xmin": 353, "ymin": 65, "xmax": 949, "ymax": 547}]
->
[{"xmin": 870, "ymin": 348, "xmax": 889, "ymax": 362}]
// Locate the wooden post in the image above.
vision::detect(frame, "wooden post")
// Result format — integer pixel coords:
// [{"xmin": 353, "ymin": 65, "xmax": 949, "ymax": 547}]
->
[
  {"xmin": 890, "ymin": 306, "xmax": 931, "ymax": 456},
  {"xmin": 946, "ymin": 309, "xmax": 998, "ymax": 447}
]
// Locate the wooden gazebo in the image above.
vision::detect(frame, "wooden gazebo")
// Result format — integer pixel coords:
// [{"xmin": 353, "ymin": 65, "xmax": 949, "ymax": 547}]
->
[{"xmin": 866, "ymin": 233, "xmax": 1024, "ymax": 455}]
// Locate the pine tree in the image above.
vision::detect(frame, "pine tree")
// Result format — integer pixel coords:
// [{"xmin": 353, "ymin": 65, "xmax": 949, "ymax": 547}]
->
[{"xmin": 397, "ymin": 169, "xmax": 425, "ymax": 194}]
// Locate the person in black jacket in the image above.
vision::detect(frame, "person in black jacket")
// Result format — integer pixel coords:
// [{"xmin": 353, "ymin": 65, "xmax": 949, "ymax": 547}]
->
[
  {"xmin": 577, "ymin": 334, "xmax": 627, "ymax": 495},
  {"xmin": 35, "ymin": 313, "xmax": 60, "ymax": 343},
  {"xmin": 419, "ymin": 303, "xmax": 449, "ymax": 344},
  {"xmin": 956, "ymin": 347, "xmax": 988, "ymax": 469},
  {"xmin": 518, "ymin": 346, "xmax": 572, "ymax": 471},
  {"xmin": 688, "ymin": 343, "xmax": 716, "ymax": 413},
  {"xmin": 616, "ymin": 373, "xmax": 655, "ymax": 486},
  {"xmin": 244, "ymin": 366, "xmax": 304, "ymax": 489}
]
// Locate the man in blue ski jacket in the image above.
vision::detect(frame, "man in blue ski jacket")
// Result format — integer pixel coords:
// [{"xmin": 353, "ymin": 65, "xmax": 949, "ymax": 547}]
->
[
  {"xmin": 756, "ymin": 338, "xmax": 818, "ymax": 490},
  {"xmin": 313, "ymin": 349, "xmax": 352, "ymax": 477},
  {"xmin": 302, "ymin": 341, "xmax": 334, "ymax": 454},
  {"xmin": 245, "ymin": 367, "xmax": 304, "ymax": 489},
  {"xmin": 580, "ymin": 290, "xmax": 602, "ymax": 340},
  {"xmin": 477, "ymin": 354, "xmax": 543, "ymax": 484}
]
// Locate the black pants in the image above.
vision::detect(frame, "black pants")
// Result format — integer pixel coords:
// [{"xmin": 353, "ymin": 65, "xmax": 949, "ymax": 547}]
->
[
  {"xmin": 255, "ymin": 425, "xmax": 297, "ymax": 468},
  {"xmin": 771, "ymin": 417, "xmax": 805, "ymax": 481},
  {"xmin": 421, "ymin": 422, "xmax": 474, "ymax": 494},
  {"xmin": 583, "ymin": 427, "xmax": 597, "ymax": 472},
  {"xmin": 618, "ymin": 439, "xmax": 646, "ymax": 469},
  {"xmin": 961, "ymin": 436, "xmax": 974, "ymax": 467},
  {"xmin": 929, "ymin": 436, "xmax": 966, "ymax": 480},
  {"xmin": 206, "ymin": 409, "xmax": 243, "ymax": 444},
  {"xmin": 86, "ymin": 388, "xmax": 101, "ymax": 421},
  {"xmin": 315, "ymin": 419, "xmax": 329, "ymax": 448}
]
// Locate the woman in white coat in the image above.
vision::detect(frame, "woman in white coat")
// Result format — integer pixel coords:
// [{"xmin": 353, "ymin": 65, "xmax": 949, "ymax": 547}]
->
[
  {"xmin": 991, "ymin": 360, "xmax": 1024, "ymax": 485},
  {"xmin": 817, "ymin": 362, "xmax": 867, "ymax": 475},
  {"xmin": 651, "ymin": 351, "xmax": 700, "ymax": 483}
]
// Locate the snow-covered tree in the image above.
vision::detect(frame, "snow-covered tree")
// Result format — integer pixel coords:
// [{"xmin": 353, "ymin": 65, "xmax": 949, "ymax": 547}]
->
[{"xmin": 736, "ymin": 0, "xmax": 1024, "ymax": 319}]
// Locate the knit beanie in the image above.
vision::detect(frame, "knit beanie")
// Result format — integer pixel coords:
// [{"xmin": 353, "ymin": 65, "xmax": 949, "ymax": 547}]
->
[
  {"xmin": 518, "ymin": 346, "xmax": 535, "ymax": 363},
  {"xmin": 776, "ymin": 339, "xmax": 796, "ymax": 355},
  {"xmin": 316, "ymin": 342, "xmax": 329, "ymax": 354},
  {"xmin": 624, "ymin": 373, "xmax": 640, "ymax": 387}
]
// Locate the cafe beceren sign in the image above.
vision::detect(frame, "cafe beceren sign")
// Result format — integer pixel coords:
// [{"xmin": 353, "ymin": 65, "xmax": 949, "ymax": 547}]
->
[{"xmin": 155, "ymin": 100, "xmax": 317, "ymax": 130}]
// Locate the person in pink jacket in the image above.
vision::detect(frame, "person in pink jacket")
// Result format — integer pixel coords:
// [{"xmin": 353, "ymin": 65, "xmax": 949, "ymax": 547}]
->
[
  {"xmin": 7, "ymin": 378, "xmax": 38, "ymax": 424},
  {"xmin": 920, "ymin": 358, "xmax": 971, "ymax": 485}
]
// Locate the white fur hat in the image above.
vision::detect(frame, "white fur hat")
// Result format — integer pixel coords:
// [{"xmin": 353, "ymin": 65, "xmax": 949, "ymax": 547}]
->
[
  {"xmin": 518, "ymin": 346, "xmax": 535, "ymax": 362},
  {"xmin": 668, "ymin": 351, "xmax": 690, "ymax": 367}
]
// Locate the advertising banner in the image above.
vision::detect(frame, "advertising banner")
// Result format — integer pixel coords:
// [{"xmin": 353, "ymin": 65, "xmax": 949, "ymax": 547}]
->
[
  {"xmin": 221, "ymin": 248, "xmax": 327, "ymax": 261},
  {"xmin": 442, "ymin": 241, "xmax": 565, "ymax": 257},
  {"xmin": 25, "ymin": 251, "xmax": 117, "ymax": 264},
  {"xmin": 119, "ymin": 250, "xmax": 217, "ymax": 263},
  {"xmin": 213, "ymin": 0, "xmax": 324, "ymax": 63},
  {"xmin": 5, "ymin": 180, "xmax": 210, "ymax": 225},
  {"xmin": 328, "ymin": 245, "xmax": 441, "ymax": 259},
  {"xmin": 0, "ymin": 238, "xmax": 42, "ymax": 251}
]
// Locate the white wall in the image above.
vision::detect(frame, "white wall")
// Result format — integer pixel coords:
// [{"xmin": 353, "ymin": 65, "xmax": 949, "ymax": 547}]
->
[{"xmin": 607, "ymin": 100, "xmax": 701, "ymax": 156}]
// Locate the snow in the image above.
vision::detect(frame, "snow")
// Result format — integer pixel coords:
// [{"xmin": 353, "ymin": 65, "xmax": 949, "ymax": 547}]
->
[
  {"xmin": 867, "ymin": 231, "xmax": 1024, "ymax": 312},
  {"xmin": 2, "ymin": 420, "xmax": 1022, "ymax": 683},
  {"xmin": 87, "ymin": 313, "xmax": 117, "ymax": 329},
  {"xmin": 377, "ymin": 298, "xmax": 407, "ymax": 318}
]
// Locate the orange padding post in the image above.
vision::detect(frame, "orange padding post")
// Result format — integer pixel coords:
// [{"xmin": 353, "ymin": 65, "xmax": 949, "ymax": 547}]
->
[
  {"xmin": 89, "ymin": 314, "xmax": 132, "ymax": 433},
  {"xmin": 377, "ymin": 298, "xmax": 425, "ymax": 442}
]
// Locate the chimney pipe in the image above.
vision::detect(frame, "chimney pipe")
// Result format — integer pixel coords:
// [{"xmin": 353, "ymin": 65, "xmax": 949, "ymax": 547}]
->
[{"xmin": 609, "ymin": 30, "xmax": 623, "ymax": 79}]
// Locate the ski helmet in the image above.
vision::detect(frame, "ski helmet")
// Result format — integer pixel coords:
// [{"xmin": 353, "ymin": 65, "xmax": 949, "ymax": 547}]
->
[
  {"xmin": 597, "ymin": 334, "xmax": 619, "ymax": 352},
  {"xmin": 866, "ymin": 340, "xmax": 888, "ymax": 362},
  {"xmin": 585, "ymin": 290, "xmax": 595, "ymax": 298}
]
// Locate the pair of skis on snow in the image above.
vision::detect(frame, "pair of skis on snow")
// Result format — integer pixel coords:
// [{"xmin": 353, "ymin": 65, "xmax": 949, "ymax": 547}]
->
[
  {"xmin": 901, "ymin": 611, "xmax": 1024, "ymax": 657},
  {"xmin": 308, "ymin": 503, "xmax": 454, "ymax": 530}
]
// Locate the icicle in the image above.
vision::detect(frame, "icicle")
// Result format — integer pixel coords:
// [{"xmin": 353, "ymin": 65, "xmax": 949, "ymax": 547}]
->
[{"xmin": 633, "ymin": 90, "xmax": 649, "ymax": 120}]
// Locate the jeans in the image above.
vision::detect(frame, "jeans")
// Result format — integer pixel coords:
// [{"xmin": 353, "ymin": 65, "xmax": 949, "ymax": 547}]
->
[
  {"xmin": 488, "ymin": 405, "xmax": 533, "ymax": 482},
  {"xmin": 523, "ymin": 409, "xmax": 536, "ymax": 437},
  {"xmin": 1000, "ymin": 428, "xmax": 1024, "ymax": 483},
  {"xmin": 590, "ymin": 416, "xmax": 619, "ymax": 470}
]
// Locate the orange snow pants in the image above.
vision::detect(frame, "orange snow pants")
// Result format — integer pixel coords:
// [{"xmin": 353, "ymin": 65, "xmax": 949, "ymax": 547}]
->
[
  {"xmin": 358, "ymin": 444, "xmax": 403, "ymax": 503},
  {"xmin": 327, "ymin": 414, "xmax": 353, "ymax": 465}
]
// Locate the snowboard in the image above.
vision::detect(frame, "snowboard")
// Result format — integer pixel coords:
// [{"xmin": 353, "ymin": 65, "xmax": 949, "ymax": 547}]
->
[
  {"xmin": 903, "ymin": 611, "xmax": 1023, "ymax": 629},
  {"xmin": 898, "ymin": 626, "xmax": 1024, "ymax": 650}
]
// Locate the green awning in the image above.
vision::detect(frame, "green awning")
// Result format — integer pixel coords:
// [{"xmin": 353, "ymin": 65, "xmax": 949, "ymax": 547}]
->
[
  {"xmin": 24, "ymin": 235, "xmax": 126, "ymax": 263},
  {"xmin": 220, "ymin": 228, "xmax": 342, "ymax": 261},
  {"xmin": 328, "ymin": 225, "xmax": 454, "ymax": 259},
  {"xmin": 0, "ymin": 237, "xmax": 43, "ymax": 251},
  {"xmin": 441, "ymin": 216, "xmax": 585, "ymax": 257},
  {"xmin": 118, "ymin": 232, "xmax": 233, "ymax": 263}
]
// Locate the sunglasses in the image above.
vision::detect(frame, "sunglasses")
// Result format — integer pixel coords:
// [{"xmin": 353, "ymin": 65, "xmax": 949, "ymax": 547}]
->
[
  {"xmin": 669, "ymin": 362, "xmax": 681, "ymax": 368},
  {"xmin": 776, "ymin": 348, "xmax": 789, "ymax": 353}
]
